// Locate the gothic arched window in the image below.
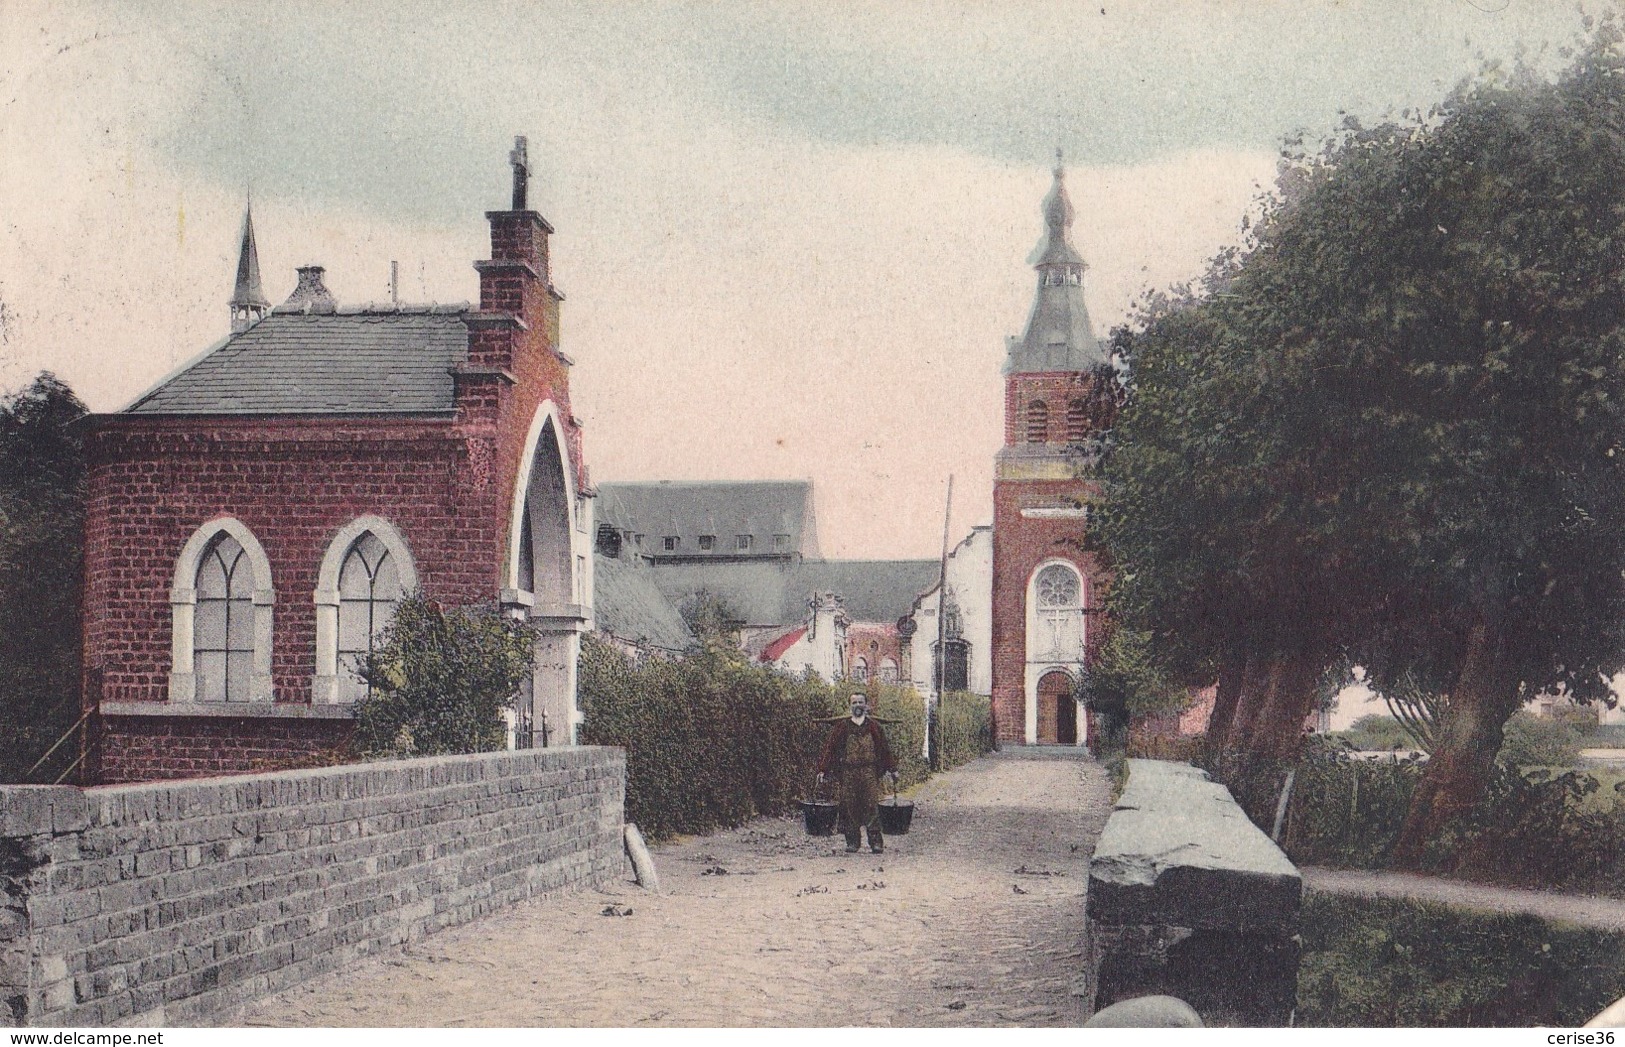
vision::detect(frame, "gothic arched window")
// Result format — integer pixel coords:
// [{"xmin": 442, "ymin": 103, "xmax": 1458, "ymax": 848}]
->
[
  {"xmin": 1031, "ymin": 562, "xmax": 1085, "ymax": 661},
  {"xmin": 852, "ymin": 657, "xmax": 869, "ymax": 683},
  {"xmin": 313, "ymin": 516, "xmax": 418, "ymax": 704},
  {"xmin": 336, "ymin": 532, "xmax": 404, "ymax": 703},
  {"xmin": 194, "ymin": 533, "xmax": 255, "ymax": 702},
  {"xmin": 1026, "ymin": 401, "xmax": 1049, "ymax": 444}
]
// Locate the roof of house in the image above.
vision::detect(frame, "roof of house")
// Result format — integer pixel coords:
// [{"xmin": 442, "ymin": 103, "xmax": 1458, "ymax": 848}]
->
[
  {"xmin": 595, "ymin": 480, "xmax": 820, "ymax": 559},
  {"xmin": 592, "ymin": 555, "xmax": 696, "ymax": 652},
  {"xmin": 758, "ymin": 626, "xmax": 808, "ymax": 663},
  {"xmin": 124, "ymin": 308, "xmax": 472, "ymax": 415},
  {"xmin": 638, "ymin": 559, "xmax": 939, "ymax": 627}
]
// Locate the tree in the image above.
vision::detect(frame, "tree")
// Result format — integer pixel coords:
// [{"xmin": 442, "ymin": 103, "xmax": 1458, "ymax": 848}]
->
[
  {"xmin": 352, "ymin": 594, "xmax": 537, "ymax": 756},
  {"xmin": 1077, "ymin": 626, "xmax": 1190, "ymax": 753},
  {"xmin": 1101, "ymin": 25, "xmax": 1625, "ymax": 863},
  {"xmin": 0, "ymin": 373, "xmax": 87, "ymax": 783}
]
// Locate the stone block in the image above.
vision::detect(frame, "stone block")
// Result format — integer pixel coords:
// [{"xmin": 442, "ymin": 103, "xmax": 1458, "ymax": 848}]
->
[
  {"xmin": 1088, "ymin": 760, "xmax": 1300, "ymax": 934},
  {"xmin": 1085, "ymin": 760, "xmax": 1301, "ymax": 1028}
]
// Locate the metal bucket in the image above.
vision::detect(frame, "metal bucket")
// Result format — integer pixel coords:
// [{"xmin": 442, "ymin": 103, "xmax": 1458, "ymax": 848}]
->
[
  {"xmin": 878, "ymin": 797, "xmax": 914, "ymax": 835},
  {"xmin": 801, "ymin": 799, "xmax": 839, "ymax": 836}
]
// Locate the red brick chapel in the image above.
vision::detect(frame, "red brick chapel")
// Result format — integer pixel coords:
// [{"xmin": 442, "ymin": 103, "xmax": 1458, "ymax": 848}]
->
[
  {"xmin": 80, "ymin": 139, "xmax": 595, "ymax": 783},
  {"xmin": 989, "ymin": 154, "xmax": 1118, "ymax": 747}
]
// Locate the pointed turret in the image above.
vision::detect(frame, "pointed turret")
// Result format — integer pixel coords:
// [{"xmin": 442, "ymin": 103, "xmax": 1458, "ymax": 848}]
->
[
  {"xmin": 230, "ymin": 202, "xmax": 271, "ymax": 333},
  {"xmin": 1005, "ymin": 151, "xmax": 1109, "ymax": 374}
]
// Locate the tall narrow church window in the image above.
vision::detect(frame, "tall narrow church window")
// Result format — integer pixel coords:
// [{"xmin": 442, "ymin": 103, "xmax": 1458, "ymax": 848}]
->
[
  {"xmin": 852, "ymin": 657, "xmax": 869, "ymax": 683},
  {"xmin": 337, "ymin": 532, "xmax": 403, "ymax": 702},
  {"xmin": 1026, "ymin": 401, "xmax": 1049, "ymax": 443},
  {"xmin": 1066, "ymin": 399, "xmax": 1090, "ymax": 442},
  {"xmin": 1033, "ymin": 563, "xmax": 1085, "ymax": 661},
  {"xmin": 195, "ymin": 534, "xmax": 254, "ymax": 702}
]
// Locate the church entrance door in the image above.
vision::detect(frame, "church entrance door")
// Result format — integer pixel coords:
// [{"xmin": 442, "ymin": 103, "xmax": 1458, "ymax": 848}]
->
[{"xmin": 1037, "ymin": 670, "xmax": 1075, "ymax": 745}]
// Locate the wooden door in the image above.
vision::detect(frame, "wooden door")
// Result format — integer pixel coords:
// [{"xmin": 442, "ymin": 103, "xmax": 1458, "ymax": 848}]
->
[{"xmin": 1037, "ymin": 671, "xmax": 1072, "ymax": 744}]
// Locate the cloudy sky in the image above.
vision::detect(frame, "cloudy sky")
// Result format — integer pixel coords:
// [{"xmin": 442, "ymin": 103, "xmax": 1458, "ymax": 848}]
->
[{"xmin": 0, "ymin": 0, "xmax": 1593, "ymax": 557}]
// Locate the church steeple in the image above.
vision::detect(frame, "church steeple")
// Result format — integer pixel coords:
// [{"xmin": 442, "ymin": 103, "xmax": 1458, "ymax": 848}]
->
[
  {"xmin": 1005, "ymin": 151, "xmax": 1108, "ymax": 374},
  {"xmin": 230, "ymin": 200, "xmax": 271, "ymax": 334}
]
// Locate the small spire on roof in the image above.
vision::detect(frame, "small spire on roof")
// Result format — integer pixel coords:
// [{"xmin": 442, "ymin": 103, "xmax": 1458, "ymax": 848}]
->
[{"xmin": 229, "ymin": 198, "xmax": 271, "ymax": 334}]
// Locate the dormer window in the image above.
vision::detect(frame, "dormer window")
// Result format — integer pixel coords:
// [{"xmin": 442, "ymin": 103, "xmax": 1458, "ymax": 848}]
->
[
  {"xmin": 663, "ymin": 536, "xmax": 679, "ymax": 551},
  {"xmin": 774, "ymin": 534, "xmax": 791, "ymax": 551},
  {"xmin": 735, "ymin": 534, "xmax": 753, "ymax": 551},
  {"xmin": 699, "ymin": 535, "xmax": 716, "ymax": 551}
]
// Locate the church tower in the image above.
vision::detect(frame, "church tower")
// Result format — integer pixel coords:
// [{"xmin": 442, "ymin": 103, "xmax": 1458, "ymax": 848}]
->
[
  {"xmin": 229, "ymin": 201, "xmax": 271, "ymax": 333},
  {"xmin": 989, "ymin": 153, "xmax": 1117, "ymax": 746}
]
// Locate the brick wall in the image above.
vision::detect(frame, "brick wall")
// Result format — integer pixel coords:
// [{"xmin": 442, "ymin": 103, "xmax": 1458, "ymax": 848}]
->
[
  {"xmin": 0, "ymin": 746, "xmax": 625, "ymax": 1027},
  {"xmin": 95, "ymin": 714, "xmax": 352, "ymax": 785},
  {"xmin": 989, "ymin": 479, "xmax": 1107, "ymax": 744}
]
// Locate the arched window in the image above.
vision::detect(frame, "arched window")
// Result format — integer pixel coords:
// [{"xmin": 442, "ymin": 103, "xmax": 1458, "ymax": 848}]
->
[
  {"xmin": 336, "ymin": 532, "xmax": 404, "ymax": 703},
  {"xmin": 878, "ymin": 657, "xmax": 899, "ymax": 683},
  {"xmin": 1030, "ymin": 562, "xmax": 1085, "ymax": 661},
  {"xmin": 313, "ymin": 516, "xmax": 418, "ymax": 704},
  {"xmin": 195, "ymin": 534, "xmax": 255, "ymax": 702},
  {"xmin": 1066, "ymin": 398, "xmax": 1090, "ymax": 442},
  {"xmin": 1026, "ymin": 401, "xmax": 1049, "ymax": 444},
  {"xmin": 169, "ymin": 518, "xmax": 275, "ymax": 703},
  {"xmin": 852, "ymin": 657, "xmax": 869, "ymax": 683}
]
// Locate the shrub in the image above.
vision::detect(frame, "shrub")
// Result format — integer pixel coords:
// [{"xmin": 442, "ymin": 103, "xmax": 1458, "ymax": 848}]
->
[
  {"xmin": 577, "ymin": 638, "xmax": 997, "ymax": 840},
  {"xmin": 1452, "ymin": 766, "xmax": 1625, "ymax": 890},
  {"xmin": 1498, "ymin": 711, "xmax": 1581, "ymax": 770},
  {"xmin": 351, "ymin": 594, "xmax": 536, "ymax": 757},
  {"xmin": 1278, "ymin": 740, "xmax": 1424, "ymax": 869},
  {"xmin": 1078, "ymin": 627, "xmax": 1188, "ymax": 754},
  {"xmin": 937, "ymin": 690, "xmax": 995, "ymax": 769},
  {"xmin": 1335, "ymin": 714, "xmax": 1416, "ymax": 752},
  {"xmin": 1298, "ymin": 893, "xmax": 1625, "ymax": 1026}
]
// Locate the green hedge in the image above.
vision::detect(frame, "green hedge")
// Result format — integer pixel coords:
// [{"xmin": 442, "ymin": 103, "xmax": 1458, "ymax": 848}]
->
[
  {"xmin": 577, "ymin": 637, "xmax": 994, "ymax": 840},
  {"xmin": 938, "ymin": 690, "xmax": 994, "ymax": 770},
  {"xmin": 1299, "ymin": 893, "xmax": 1625, "ymax": 1026},
  {"xmin": 1269, "ymin": 739, "xmax": 1625, "ymax": 892}
]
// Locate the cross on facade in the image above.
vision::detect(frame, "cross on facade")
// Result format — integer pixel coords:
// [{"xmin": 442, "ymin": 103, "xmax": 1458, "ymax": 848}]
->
[{"xmin": 510, "ymin": 135, "xmax": 530, "ymax": 210}]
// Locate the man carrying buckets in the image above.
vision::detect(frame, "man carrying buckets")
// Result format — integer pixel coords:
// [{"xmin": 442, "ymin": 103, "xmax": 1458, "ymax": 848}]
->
[{"xmin": 817, "ymin": 693, "xmax": 899, "ymax": 854}]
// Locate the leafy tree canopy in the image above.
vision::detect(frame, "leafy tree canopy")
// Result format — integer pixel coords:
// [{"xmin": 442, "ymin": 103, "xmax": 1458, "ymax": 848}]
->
[{"xmin": 0, "ymin": 372, "xmax": 87, "ymax": 783}]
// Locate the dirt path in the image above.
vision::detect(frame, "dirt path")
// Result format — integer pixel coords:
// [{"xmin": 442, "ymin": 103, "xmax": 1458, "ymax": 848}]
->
[
  {"xmin": 1304, "ymin": 867, "xmax": 1625, "ymax": 932},
  {"xmin": 240, "ymin": 748, "xmax": 1111, "ymax": 1027}
]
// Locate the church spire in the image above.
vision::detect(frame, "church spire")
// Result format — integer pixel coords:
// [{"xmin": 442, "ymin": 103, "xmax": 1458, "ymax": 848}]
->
[
  {"xmin": 230, "ymin": 200, "xmax": 271, "ymax": 334},
  {"xmin": 1005, "ymin": 151, "xmax": 1108, "ymax": 374}
]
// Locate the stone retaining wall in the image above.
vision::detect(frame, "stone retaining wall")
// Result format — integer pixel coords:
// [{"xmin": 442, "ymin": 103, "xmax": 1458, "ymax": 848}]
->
[
  {"xmin": 0, "ymin": 746, "xmax": 625, "ymax": 1027},
  {"xmin": 1084, "ymin": 759, "xmax": 1302, "ymax": 1026}
]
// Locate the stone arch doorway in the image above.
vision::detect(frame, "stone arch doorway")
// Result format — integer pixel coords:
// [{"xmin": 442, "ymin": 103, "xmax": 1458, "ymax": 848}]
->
[
  {"xmin": 1036, "ymin": 669, "xmax": 1077, "ymax": 745},
  {"xmin": 506, "ymin": 405, "xmax": 587, "ymax": 748}
]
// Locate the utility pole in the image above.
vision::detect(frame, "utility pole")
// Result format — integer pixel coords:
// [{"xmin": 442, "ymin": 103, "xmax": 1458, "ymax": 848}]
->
[{"xmin": 931, "ymin": 475, "xmax": 954, "ymax": 771}]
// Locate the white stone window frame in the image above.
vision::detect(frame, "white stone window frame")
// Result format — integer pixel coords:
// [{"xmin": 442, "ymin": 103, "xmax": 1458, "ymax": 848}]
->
[
  {"xmin": 312, "ymin": 515, "xmax": 419, "ymax": 705},
  {"xmin": 169, "ymin": 517, "xmax": 276, "ymax": 704},
  {"xmin": 1023, "ymin": 559, "xmax": 1088, "ymax": 745}
]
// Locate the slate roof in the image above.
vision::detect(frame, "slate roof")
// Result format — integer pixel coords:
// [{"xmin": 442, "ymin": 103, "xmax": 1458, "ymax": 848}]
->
[
  {"xmin": 596, "ymin": 481, "xmax": 820, "ymax": 560},
  {"xmin": 125, "ymin": 308, "xmax": 472, "ymax": 415},
  {"xmin": 592, "ymin": 555, "xmax": 696, "ymax": 652},
  {"xmin": 1007, "ymin": 166, "xmax": 1111, "ymax": 375},
  {"xmin": 637, "ymin": 559, "xmax": 939, "ymax": 627}
]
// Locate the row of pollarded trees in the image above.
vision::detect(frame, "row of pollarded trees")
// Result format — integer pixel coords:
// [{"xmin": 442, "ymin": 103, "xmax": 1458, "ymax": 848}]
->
[{"xmin": 1096, "ymin": 26, "xmax": 1625, "ymax": 866}]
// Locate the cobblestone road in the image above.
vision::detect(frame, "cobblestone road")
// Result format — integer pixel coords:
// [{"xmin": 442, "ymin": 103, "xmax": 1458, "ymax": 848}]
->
[{"xmin": 241, "ymin": 748, "xmax": 1111, "ymax": 1028}]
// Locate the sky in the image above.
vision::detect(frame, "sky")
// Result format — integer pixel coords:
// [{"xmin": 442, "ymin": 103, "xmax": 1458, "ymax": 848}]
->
[{"xmin": 0, "ymin": 0, "xmax": 1599, "ymax": 558}]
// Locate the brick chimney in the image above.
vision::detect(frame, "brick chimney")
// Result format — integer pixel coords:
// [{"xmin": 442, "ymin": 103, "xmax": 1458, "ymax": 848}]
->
[{"xmin": 275, "ymin": 266, "xmax": 337, "ymax": 314}]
